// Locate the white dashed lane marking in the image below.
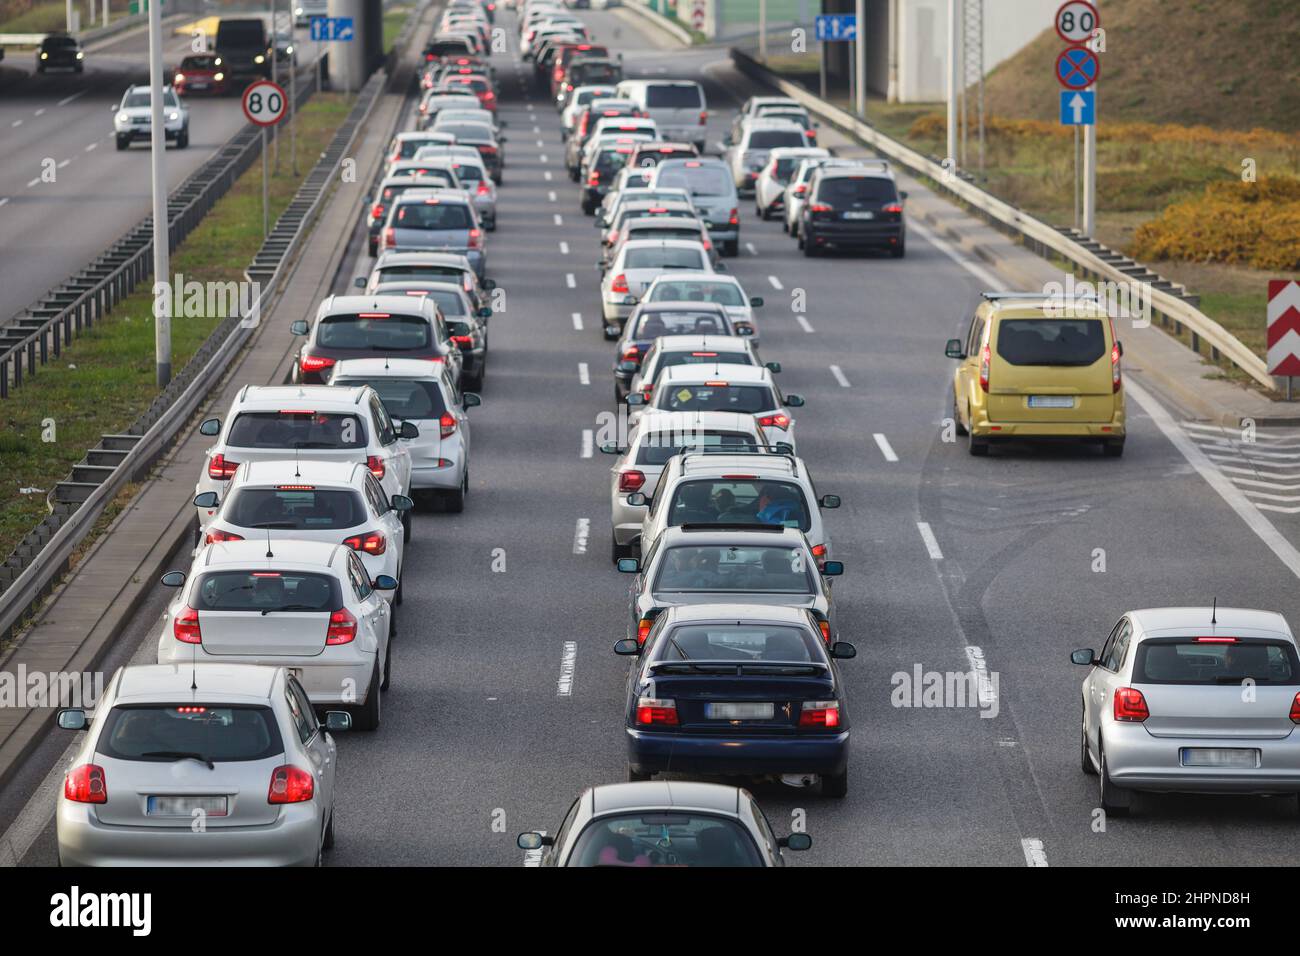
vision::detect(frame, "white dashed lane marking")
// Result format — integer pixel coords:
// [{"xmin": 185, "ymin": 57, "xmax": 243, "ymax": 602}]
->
[
  {"xmin": 873, "ymin": 433, "xmax": 899, "ymax": 462},
  {"xmin": 916, "ymin": 521, "xmax": 944, "ymax": 560},
  {"xmin": 829, "ymin": 365, "xmax": 850, "ymax": 388}
]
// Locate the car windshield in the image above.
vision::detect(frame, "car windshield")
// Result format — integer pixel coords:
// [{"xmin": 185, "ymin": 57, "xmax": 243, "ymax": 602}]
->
[
  {"xmin": 816, "ymin": 177, "xmax": 897, "ymax": 204},
  {"xmin": 224, "ymin": 488, "xmax": 365, "ymax": 530},
  {"xmin": 624, "ymin": 247, "xmax": 705, "ymax": 271},
  {"xmin": 657, "ymin": 165, "xmax": 732, "ymax": 197},
  {"xmin": 570, "ymin": 814, "xmax": 761, "ymax": 867},
  {"xmin": 318, "ymin": 313, "xmax": 431, "ymax": 350},
  {"xmin": 394, "ymin": 201, "xmax": 472, "ymax": 230},
  {"xmin": 657, "ymin": 383, "xmax": 773, "ymax": 414},
  {"xmin": 649, "ymin": 280, "xmax": 744, "ymax": 306},
  {"xmin": 1134, "ymin": 639, "xmax": 1300, "ymax": 685},
  {"xmin": 747, "ymin": 130, "xmax": 806, "ymax": 149},
  {"xmin": 44, "ymin": 36, "xmax": 77, "ymax": 48},
  {"xmin": 635, "ymin": 430, "xmax": 756, "ymax": 466},
  {"xmin": 995, "ymin": 318, "xmax": 1106, "ymax": 367},
  {"xmin": 98, "ymin": 705, "xmax": 282, "ymax": 763},
  {"xmin": 633, "ymin": 310, "xmax": 727, "ymax": 337},
  {"xmin": 226, "ymin": 411, "xmax": 366, "ymax": 449},
  {"xmin": 180, "ymin": 55, "xmax": 217, "ymax": 70},
  {"xmin": 662, "ymin": 624, "xmax": 820, "ymax": 662},
  {"xmin": 123, "ymin": 90, "xmax": 179, "ymax": 108},
  {"xmin": 667, "ymin": 479, "xmax": 811, "ymax": 532},
  {"xmin": 337, "ymin": 378, "xmax": 447, "ymax": 420},
  {"xmin": 654, "ymin": 544, "xmax": 814, "ymax": 593},
  {"xmin": 194, "ymin": 570, "xmax": 338, "ymax": 612}
]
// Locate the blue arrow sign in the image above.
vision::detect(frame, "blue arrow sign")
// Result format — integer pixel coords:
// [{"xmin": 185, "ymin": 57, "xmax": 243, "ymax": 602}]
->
[
  {"xmin": 815, "ymin": 14, "xmax": 856, "ymax": 41},
  {"xmin": 310, "ymin": 16, "xmax": 353, "ymax": 41},
  {"xmin": 1059, "ymin": 90, "xmax": 1095, "ymax": 125}
]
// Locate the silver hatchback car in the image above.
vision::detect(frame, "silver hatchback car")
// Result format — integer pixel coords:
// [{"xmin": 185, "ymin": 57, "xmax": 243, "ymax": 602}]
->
[
  {"xmin": 56, "ymin": 663, "xmax": 350, "ymax": 866},
  {"xmin": 1073, "ymin": 606, "xmax": 1300, "ymax": 816}
]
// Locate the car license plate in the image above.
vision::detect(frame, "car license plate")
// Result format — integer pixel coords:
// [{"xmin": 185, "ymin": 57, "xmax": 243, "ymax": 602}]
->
[
  {"xmin": 1180, "ymin": 748, "xmax": 1259, "ymax": 768},
  {"xmin": 706, "ymin": 702, "xmax": 774, "ymax": 720},
  {"xmin": 191, "ymin": 82, "xmax": 208, "ymax": 89},
  {"xmin": 842, "ymin": 211, "xmax": 875, "ymax": 220},
  {"xmin": 1027, "ymin": 395, "xmax": 1075, "ymax": 408},
  {"xmin": 147, "ymin": 795, "xmax": 228, "ymax": 817}
]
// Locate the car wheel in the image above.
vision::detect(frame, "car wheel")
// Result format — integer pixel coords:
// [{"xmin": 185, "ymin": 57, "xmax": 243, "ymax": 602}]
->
[
  {"xmin": 968, "ymin": 430, "xmax": 990, "ymax": 456},
  {"xmin": 796, "ymin": 231, "xmax": 805, "ymax": 250},
  {"xmin": 191, "ymin": 513, "xmax": 202, "ymax": 548},
  {"xmin": 1081, "ymin": 715, "xmax": 1097, "ymax": 776},
  {"xmin": 803, "ymin": 238, "xmax": 819, "ymax": 257},
  {"xmin": 611, "ymin": 535, "xmax": 632, "ymax": 564},
  {"xmin": 115, "ymin": 135, "xmax": 128, "ymax": 151},
  {"xmin": 952, "ymin": 395, "xmax": 969, "ymax": 436},
  {"xmin": 822, "ymin": 768, "xmax": 848, "ymax": 798},
  {"xmin": 354, "ymin": 665, "xmax": 382, "ymax": 731},
  {"xmin": 754, "ymin": 204, "xmax": 763, "ymax": 219},
  {"xmin": 890, "ymin": 240, "xmax": 905, "ymax": 258},
  {"xmin": 380, "ymin": 633, "xmax": 392, "ymax": 691},
  {"xmin": 781, "ymin": 219, "xmax": 789, "ymax": 234},
  {"xmin": 1098, "ymin": 742, "xmax": 1131, "ymax": 816},
  {"xmin": 627, "ymin": 766, "xmax": 652, "ymax": 782},
  {"xmin": 402, "ymin": 509, "xmax": 411, "ymax": 544},
  {"xmin": 322, "ymin": 810, "xmax": 336, "ymax": 850},
  {"xmin": 177, "ymin": 129, "xmax": 189, "ymax": 149},
  {"xmin": 394, "ymin": 568, "xmax": 403, "ymax": 606},
  {"xmin": 723, "ymin": 239, "xmax": 739, "ymax": 257},
  {"xmin": 1104, "ymin": 439, "xmax": 1125, "ymax": 458},
  {"xmin": 443, "ymin": 472, "xmax": 467, "ymax": 513},
  {"xmin": 368, "ymin": 239, "xmax": 378, "ymax": 257}
]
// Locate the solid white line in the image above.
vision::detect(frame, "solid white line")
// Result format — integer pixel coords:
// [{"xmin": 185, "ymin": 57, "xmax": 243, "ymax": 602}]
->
[
  {"xmin": 578, "ymin": 362, "xmax": 590, "ymax": 384},
  {"xmin": 768, "ymin": 275, "xmax": 783, "ymax": 290},
  {"xmin": 556, "ymin": 641, "xmax": 577, "ymax": 696},
  {"xmin": 544, "ymin": 170, "xmax": 553, "ymax": 181},
  {"xmin": 553, "ymin": 213, "xmax": 563, "ymax": 226},
  {"xmin": 745, "ymin": 242, "xmax": 758, "ymax": 256},
  {"xmin": 909, "ymin": 219, "xmax": 1004, "ymax": 289},
  {"xmin": 565, "ymin": 273, "xmax": 576, "ymax": 288},
  {"xmin": 571, "ymin": 312, "xmax": 583, "ymax": 330},
  {"xmin": 873, "ymin": 433, "xmax": 899, "ymax": 462},
  {"xmin": 580, "ymin": 429, "xmax": 593, "ymax": 458},
  {"xmin": 1021, "ymin": 838, "xmax": 1049, "ymax": 867},
  {"xmin": 795, "ymin": 314, "xmax": 815, "ymax": 333},
  {"xmin": 58, "ymin": 90, "xmax": 87, "ymax": 106},
  {"xmin": 559, "ymin": 241, "xmax": 569, "ymax": 254},
  {"xmin": 0, "ymin": 736, "xmax": 76, "ymax": 866},
  {"xmin": 916, "ymin": 521, "xmax": 944, "ymax": 560},
  {"xmin": 572, "ymin": 517, "xmax": 590, "ymax": 553},
  {"xmin": 829, "ymin": 364, "xmax": 850, "ymax": 388}
]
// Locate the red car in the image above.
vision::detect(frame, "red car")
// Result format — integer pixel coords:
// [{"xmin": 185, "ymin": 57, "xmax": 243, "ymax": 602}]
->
[
  {"xmin": 173, "ymin": 54, "xmax": 229, "ymax": 96},
  {"xmin": 436, "ymin": 73, "xmax": 497, "ymax": 113}
]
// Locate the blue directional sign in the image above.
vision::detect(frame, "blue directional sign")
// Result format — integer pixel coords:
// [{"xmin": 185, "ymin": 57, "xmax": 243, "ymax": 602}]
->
[
  {"xmin": 310, "ymin": 16, "xmax": 354, "ymax": 42},
  {"xmin": 815, "ymin": 14, "xmax": 856, "ymax": 41},
  {"xmin": 1059, "ymin": 90, "xmax": 1095, "ymax": 125}
]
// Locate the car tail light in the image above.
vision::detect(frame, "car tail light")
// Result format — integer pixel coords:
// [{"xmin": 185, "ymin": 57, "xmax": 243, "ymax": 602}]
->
[
  {"xmin": 64, "ymin": 764, "xmax": 107, "ymax": 804},
  {"xmin": 979, "ymin": 344, "xmax": 990, "ymax": 392},
  {"xmin": 811, "ymin": 543, "xmax": 827, "ymax": 569},
  {"xmin": 204, "ymin": 528, "xmax": 243, "ymax": 545},
  {"xmin": 383, "ymin": 226, "xmax": 396, "ymax": 248},
  {"xmin": 793, "ymin": 183, "xmax": 808, "ymax": 196},
  {"xmin": 698, "ymin": 110, "xmax": 708, "ymax": 124},
  {"xmin": 467, "ymin": 228, "xmax": 482, "ymax": 249},
  {"xmin": 621, "ymin": 345, "xmax": 640, "ymax": 362},
  {"xmin": 641, "ymin": 384, "xmax": 654, "ymax": 400},
  {"xmin": 366, "ymin": 455, "xmax": 386, "ymax": 479},
  {"xmin": 809, "ymin": 202, "xmax": 832, "ymax": 214},
  {"xmin": 342, "ymin": 531, "xmax": 386, "ymax": 556},
  {"xmin": 816, "ymin": 618, "xmax": 831, "ymax": 644},
  {"xmin": 799, "ymin": 700, "xmax": 840, "ymax": 728},
  {"xmin": 476, "ymin": 180, "xmax": 491, "ymax": 195},
  {"xmin": 701, "ymin": 237, "xmax": 712, "ymax": 251},
  {"xmin": 757, "ymin": 413, "xmax": 790, "ymax": 429},
  {"xmin": 478, "ymin": 144, "xmax": 497, "ymax": 155},
  {"xmin": 298, "ymin": 354, "xmax": 336, "ymax": 376},
  {"xmin": 588, "ymin": 171, "xmax": 600, "ymax": 187},
  {"xmin": 882, "ymin": 202, "xmax": 903, "ymax": 214},
  {"xmin": 451, "ymin": 334, "xmax": 474, "ymax": 348},
  {"xmin": 728, "ymin": 208, "xmax": 739, "ymax": 225},
  {"xmin": 207, "ymin": 453, "xmax": 239, "ymax": 480},
  {"xmin": 268, "ymin": 765, "xmax": 314, "ymax": 803},
  {"xmin": 1290, "ymin": 692, "xmax": 1300, "ymax": 724},
  {"xmin": 1113, "ymin": 687, "xmax": 1149, "ymax": 722},
  {"xmin": 635, "ymin": 696, "xmax": 678, "ymax": 725},
  {"xmin": 371, "ymin": 203, "xmax": 385, "ymax": 221},
  {"xmin": 605, "ymin": 229, "xmax": 619, "ymax": 246},
  {"xmin": 440, "ymin": 411, "xmax": 457, "ymax": 438},
  {"xmin": 636, "ymin": 618, "xmax": 655, "ymax": 646},
  {"xmin": 173, "ymin": 605, "xmax": 202, "ymax": 644},
  {"xmin": 619, "ymin": 470, "xmax": 645, "ymax": 493},
  {"xmin": 1111, "ymin": 341, "xmax": 1122, "ymax": 392},
  {"xmin": 611, "ymin": 274, "xmax": 629, "ymax": 294}
]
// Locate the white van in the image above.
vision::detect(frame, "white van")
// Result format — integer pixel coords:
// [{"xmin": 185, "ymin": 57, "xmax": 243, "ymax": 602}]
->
[{"xmin": 616, "ymin": 79, "xmax": 707, "ymax": 152}]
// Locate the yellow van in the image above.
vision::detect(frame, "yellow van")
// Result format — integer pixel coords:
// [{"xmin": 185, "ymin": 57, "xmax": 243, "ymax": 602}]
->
[{"xmin": 945, "ymin": 293, "xmax": 1126, "ymax": 457}]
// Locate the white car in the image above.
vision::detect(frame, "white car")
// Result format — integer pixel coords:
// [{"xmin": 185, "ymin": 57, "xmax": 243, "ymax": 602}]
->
[
  {"xmin": 329, "ymin": 358, "xmax": 479, "ymax": 512},
  {"xmin": 600, "ymin": 239, "xmax": 714, "ymax": 332},
  {"xmin": 560, "ymin": 83, "xmax": 617, "ymax": 124},
  {"xmin": 597, "ymin": 185, "xmax": 696, "ymax": 228},
  {"xmin": 723, "ymin": 118, "xmax": 813, "ymax": 193},
  {"xmin": 615, "ymin": 79, "xmax": 707, "ymax": 151},
  {"xmin": 639, "ymin": 271, "xmax": 764, "ymax": 343},
  {"xmin": 155, "ymin": 539, "xmax": 393, "ymax": 730},
  {"xmin": 784, "ymin": 157, "xmax": 867, "ymax": 237},
  {"xmin": 194, "ymin": 385, "xmax": 414, "ymax": 539},
  {"xmin": 193, "ymin": 459, "xmax": 411, "ymax": 604},
  {"xmin": 627, "ymin": 333, "xmax": 775, "ymax": 401},
  {"xmin": 113, "ymin": 84, "xmax": 189, "ymax": 150},
  {"xmin": 55, "ymin": 663, "xmax": 349, "ymax": 867},
  {"xmin": 755, "ymin": 147, "xmax": 828, "ymax": 219}
]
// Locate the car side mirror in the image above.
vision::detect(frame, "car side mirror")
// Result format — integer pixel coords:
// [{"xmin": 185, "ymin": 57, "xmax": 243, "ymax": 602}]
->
[
  {"xmin": 750, "ymin": 296, "xmax": 764, "ymax": 307},
  {"xmin": 483, "ymin": 278, "xmax": 497, "ymax": 290},
  {"xmin": 398, "ymin": 420, "xmax": 420, "ymax": 439},
  {"xmin": 819, "ymin": 494, "xmax": 841, "ymax": 509},
  {"xmin": 736, "ymin": 325, "xmax": 753, "ymax": 336},
  {"xmin": 617, "ymin": 360, "xmax": 638, "ymax": 372},
  {"xmin": 614, "ymin": 638, "xmax": 640, "ymax": 656},
  {"xmin": 289, "ymin": 319, "xmax": 309, "ymax": 335},
  {"xmin": 193, "ymin": 492, "xmax": 219, "ymax": 509},
  {"xmin": 625, "ymin": 492, "xmax": 648, "ymax": 507},
  {"xmin": 1071, "ymin": 648, "xmax": 1097, "ymax": 666},
  {"xmin": 784, "ymin": 394, "xmax": 805, "ymax": 408},
  {"xmin": 390, "ymin": 494, "xmax": 415, "ymax": 512},
  {"xmin": 599, "ymin": 442, "xmax": 623, "ymax": 455},
  {"xmin": 779, "ymin": 833, "xmax": 812, "ymax": 851},
  {"xmin": 354, "ymin": 276, "xmax": 367, "ymax": 289},
  {"xmin": 765, "ymin": 361, "xmax": 781, "ymax": 373},
  {"xmin": 830, "ymin": 641, "xmax": 856, "ymax": 660},
  {"xmin": 477, "ymin": 306, "xmax": 492, "ymax": 318},
  {"xmin": 822, "ymin": 560, "xmax": 844, "ymax": 577},
  {"xmin": 517, "ymin": 832, "xmax": 554, "ymax": 850},
  {"xmin": 323, "ymin": 711, "xmax": 352, "ymax": 732},
  {"xmin": 774, "ymin": 442, "xmax": 794, "ymax": 454},
  {"xmin": 945, "ymin": 338, "xmax": 965, "ymax": 359},
  {"xmin": 57, "ymin": 709, "xmax": 88, "ymax": 731},
  {"xmin": 199, "ymin": 418, "xmax": 221, "ymax": 436},
  {"xmin": 463, "ymin": 391, "xmax": 481, "ymax": 408},
  {"xmin": 626, "ymin": 393, "xmax": 645, "ymax": 406},
  {"xmin": 1116, "ymin": 340, "xmax": 1123, "ymax": 357},
  {"xmin": 616, "ymin": 557, "xmax": 640, "ymax": 572},
  {"xmin": 160, "ymin": 570, "xmax": 187, "ymax": 588},
  {"xmin": 899, "ymin": 190, "xmax": 908, "ymax": 199},
  {"xmin": 372, "ymin": 574, "xmax": 399, "ymax": 590}
]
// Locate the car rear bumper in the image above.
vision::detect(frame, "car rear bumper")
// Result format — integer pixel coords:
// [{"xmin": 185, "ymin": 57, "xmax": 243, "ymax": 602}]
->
[
  {"xmin": 412, "ymin": 455, "xmax": 465, "ymax": 490},
  {"xmin": 627, "ymin": 728, "xmax": 849, "ymax": 775},
  {"xmin": 1104, "ymin": 728, "xmax": 1300, "ymax": 794},
  {"xmin": 972, "ymin": 414, "xmax": 1125, "ymax": 439},
  {"xmin": 805, "ymin": 222, "xmax": 904, "ymax": 247},
  {"xmin": 57, "ymin": 800, "xmax": 321, "ymax": 866}
]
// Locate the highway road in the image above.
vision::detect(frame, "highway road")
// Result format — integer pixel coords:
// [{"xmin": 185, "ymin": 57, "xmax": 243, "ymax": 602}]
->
[
  {"xmin": 4, "ymin": 6, "xmax": 1300, "ymax": 868},
  {"xmin": 0, "ymin": 14, "xmax": 324, "ymax": 321}
]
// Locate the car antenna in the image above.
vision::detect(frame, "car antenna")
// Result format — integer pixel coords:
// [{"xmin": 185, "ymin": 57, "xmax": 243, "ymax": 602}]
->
[
  {"xmin": 266, "ymin": 525, "xmax": 274, "ymax": 560},
  {"xmin": 190, "ymin": 632, "xmax": 198, "ymax": 691},
  {"xmin": 294, "ymin": 445, "xmax": 301, "ymax": 479},
  {"xmin": 1211, "ymin": 596, "xmax": 1217, "ymax": 625}
]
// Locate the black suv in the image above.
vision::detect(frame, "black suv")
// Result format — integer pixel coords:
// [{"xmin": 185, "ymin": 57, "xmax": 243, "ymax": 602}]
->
[
  {"xmin": 800, "ymin": 167, "xmax": 907, "ymax": 258},
  {"xmin": 37, "ymin": 34, "xmax": 83, "ymax": 73}
]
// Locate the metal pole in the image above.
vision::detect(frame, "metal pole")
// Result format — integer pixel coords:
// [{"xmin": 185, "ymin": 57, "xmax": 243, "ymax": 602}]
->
[
  {"xmin": 758, "ymin": 0, "xmax": 767, "ymax": 61},
  {"xmin": 270, "ymin": 0, "xmax": 279, "ymax": 170},
  {"xmin": 1082, "ymin": 0, "xmax": 1097, "ymax": 235},
  {"xmin": 148, "ymin": 0, "xmax": 171, "ymax": 387},
  {"xmin": 66, "ymin": 0, "xmax": 73, "ymax": 31},
  {"xmin": 262, "ymin": 126, "xmax": 269, "ymax": 237},
  {"xmin": 819, "ymin": 39, "xmax": 826, "ymax": 100},
  {"xmin": 946, "ymin": 0, "xmax": 958, "ymax": 170},
  {"xmin": 847, "ymin": 39, "xmax": 855, "ymax": 109},
  {"xmin": 1073, "ymin": 124, "xmax": 1080, "ymax": 230},
  {"xmin": 102, "ymin": 0, "xmax": 107, "ymax": 28},
  {"xmin": 290, "ymin": 26, "xmax": 298, "ymax": 175},
  {"xmin": 854, "ymin": 0, "xmax": 865, "ymax": 117}
]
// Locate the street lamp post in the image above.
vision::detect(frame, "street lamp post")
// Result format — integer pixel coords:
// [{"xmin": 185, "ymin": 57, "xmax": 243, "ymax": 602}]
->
[{"xmin": 147, "ymin": 0, "xmax": 171, "ymax": 386}]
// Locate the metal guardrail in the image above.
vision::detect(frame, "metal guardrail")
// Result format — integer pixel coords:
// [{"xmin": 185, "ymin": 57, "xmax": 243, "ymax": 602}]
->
[
  {"xmin": 622, "ymin": 0, "xmax": 693, "ymax": 45},
  {"xmin": 0, "ymin": 69, "xmax": 388, "ymax": 645},
  {"xmin": 728, "ymin": 49, "xmax": 1277, "ymax": 392}
]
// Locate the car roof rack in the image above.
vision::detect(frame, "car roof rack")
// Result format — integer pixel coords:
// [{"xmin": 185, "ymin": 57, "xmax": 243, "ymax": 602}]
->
[
  {"xmin": 678, "ymin": 448, "xmax": 798, "ymax": 472},
  {"xmin": 677, "ymin": 522, "xmax": 789, "ymax": 532},
  {"xmin": 980, "ymin": 290, "xmax": 1100, "ymax": 301}
]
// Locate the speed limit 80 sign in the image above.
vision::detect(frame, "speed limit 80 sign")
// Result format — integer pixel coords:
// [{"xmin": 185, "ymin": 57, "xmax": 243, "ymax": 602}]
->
[
  {"xmin": 242, "ymin": 79, "xmax": 288, "ymax": 127},
  {"xmin": 1054, "ymin": 0, "xmax": 1099, "ymax": 44}
]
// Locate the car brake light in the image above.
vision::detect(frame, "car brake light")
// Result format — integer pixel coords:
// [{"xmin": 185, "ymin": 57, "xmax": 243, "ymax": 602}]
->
[
  {"xmin": 173, "ymin": 605, "xmax": 202, "ymax": 644},
  {"xmin": 1113, "ymin": 687, "xmax": 1149, "ymax": 722},
  {"xmin": 611, "ymin": 274, "xmax": 629, "ymax": 294},
  {"xmin": 476, "ymin": 180, "xmax": 491, "ymax": 195},
  {"xmin": 1291, "ymin": 693, "xmax": 1300, "ymax": 724},
  {"xmin": 468, "ymin": 227, "xmax": 482, "ymax": 249},
  {"xmin": 1111, "ymin": 341, "xmax": 1122, "ymax": 392},
  {"xmin": 451, "ymin": 334, "xmax": 474, "ymax": 347},
  {"xmin": 588, "ymin": 172, "xmax": 600, "ymax": 186},
  {"xmin": 341, "ymin": 531, "xmax": 386, "ymax": 556},
  {"xmin": 207, "ymin": 453, "xmax": 239, "ymax": 480},
  {"xmin": 366, "ymin": 455, "xmax": 386, "ymax": 480},
  {"xmin": 371, "ymin": 203, "xmax": 385, "ymax": 221},
  {"xmin": 268, "ymin": 765, "xmax": 314, "ymax": 803},
  {"xmin": 793, "ymin": 183, "xmax": 808, "ymax": 196},
  {"xmin": 728, "ymin": 208, "xmax": 739, "ymax": 225},
  {"xmin": 699, "ymin": 110, "xmax": 708, "ymax": 124},
  {"xmin": 64, "ymin": 764, "xmax": 107, "ymax": 804},
  {"xmin": 440, "ymin": 411, "xmax": 457, "ymax": 438},
  {"xmin": 636, "ymin": 696, "xmax": 678, "ymax": 725},
  {"xmin": 204, "ymin": 529, "xmax": 244, "ymax": 544},
  {"xmin": 383, "ymin": 226, "xmax": 396, "ymax": 248},
  {"xmin": 811, "ymin": 543, "xmax": 827, "ymax": 569},
  {"xmin": 298, "ymin": 354, "xmax": 336, "ymax": 375},
  {"xmin": 979, "ymin": 344, "xmax": 990, "ymax": 392},
  {"xmin": 799, "ymin": 700, "xmax": 840, "ymax": 728},
  {"xmin": 809, "ymin": 202, "xmax": 832, "ymax": 213},
  {"xmin": 621, "ymin": 344, "xmax": 640, "ymax": 361},
  {"xmin": 816, "ymin": 619, "xmax": 831, "ymax": 643},
  {"xmin": 882, "ymin": 202, "xmax": 903, "ymax": 213},
  {"xmin": 757, "ymin": 413, "xmax": 790, "ymax": 429},
  {"xmin": 619, "ymin": 470, "xmax": 645, "ymax": 493}
]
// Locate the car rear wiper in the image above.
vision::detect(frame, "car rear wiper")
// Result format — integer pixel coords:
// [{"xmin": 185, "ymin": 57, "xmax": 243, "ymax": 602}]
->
[
  {"xmin": 141, "ymin": 751, "xmax": 215, "ymax": 770},
  {"xmin": 261, "ymin": 604, "xmax": 325, "ymax": 615}
]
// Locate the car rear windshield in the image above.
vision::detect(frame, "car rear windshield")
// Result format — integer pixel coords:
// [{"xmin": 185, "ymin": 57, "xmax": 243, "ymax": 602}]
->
[
  {"xmin": 667, "ymin": 479, "xmax": 810, "ymax": 532},
  {"xmin": 395, "ymin": 201, "xmax": 472, "ymax": 230},
  {"xmin": 646, "ymin": 85, "xmax": 703, "ymax": 108},
  {"xmin": 380, "ymin": 183, "xmax": 419, "ymax": 204},
  {"xmin": 427, "ymin": 40, "xmax": 472, "ymax": 55},
  {"xmin": 1134, "ymin": 638, "xmax": 1300, "ymax": 685},
  {"xmin": 438, "ymin": 121, "xmax": 492, "ymax": 140},
  {"xmin": 194, "ymin": 570, "xmax": 339, "ymax": 612},
  {"xmin": 318, "ymin": 313, "xmax": 431, "ymax": 350},
  {"xmin": 423, "ymin": 287, "xmax": 468, "ymax": 315},
  {"xmin": 576, "ymin": 64, "xmax": 620, "ymax": 83},
  {"xmin": 816, "ymin": 177, "xmax": 896, "ymax": 204},
  {"xmin": 378, "ymin": 265, "xmax": 467, "ymax": 283},
  {"xmin": 662, "ymin": 624, "xmax": 820, "ymax": 662},
  {"xmin": 570, "ymin": 814, "xmax": 760, "ymax": 867},
  {"xmin": 657, "ymin": 165, "xmax": 732, "ymax": 197},
  {"xmin": 648, "ymin": 280, "xmax": 744, "ymax": 306},
  {"xmin": 98, "ymin": 705, "xmax": 282, "ymax": 763},
  {"xmin": 624, "ymin": 247, "xmax": 705, "ymax": 270},
  {"xmin": 224, "ymin": 488, "xmax": 366, "ymax": 531},
  {"xmin": 772, "ymin": 157, "xmax": 802, "ymax": 182},
  {"xmin": 995, "ymin": 318, "xmax": 1106, "ymax": 367},
  {"xmin": 656, "ymin": 383, "xmax": 774, "ymax": 414},
  {"xmin": 446, "ymin": 162, "xmax": 483, "ymax": 182},
  {"xmin": 747, "ymin": 130, "xmax": 806, "ymax": 150},
  {"xmin": 654, "ymin": 545, "xmax": 813, "ymax": 593},
  {"xmin": 575, "ymin": 88, "xmax": 615, "ymax": 106},
  {"xmin": 633, "ymin": 309, "xmax": 728, "ymax": 337},
  {"xmin": 595, "ymin": 149, "xmax": 632, "ymax": 174},
  {"xmin": 340, "ymin": 378, "xmax": 447, "ymax": 420},
  {"xmin": 628, "ymin": 226, "xmax": 700, "ymax": 243},
  {"xmin": 635, "ymin": 430, "xmax": 756, "ymax": 466},
  {"xmin": 656, "ymin": 349, "xmax": 753, "ymax": 374},
  {"xmin": 227, "ymin": 411, "xmax": 366, "ymax": 449}
]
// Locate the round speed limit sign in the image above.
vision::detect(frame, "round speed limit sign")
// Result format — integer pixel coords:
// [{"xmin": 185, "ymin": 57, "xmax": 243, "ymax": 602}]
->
[
  {"xmin": 242, "ymin": 79, "xmax": 288, "ymax": 127},
  {"xmin": 1054, "ymin": 0, "xmax": 1099, "ymax": 44}
]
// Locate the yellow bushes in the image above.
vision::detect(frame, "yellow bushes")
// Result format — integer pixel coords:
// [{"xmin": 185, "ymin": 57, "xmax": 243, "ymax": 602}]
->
[{"xmin": 1130, "ymin": 178, "xmax": 1300, "ymax": 270}]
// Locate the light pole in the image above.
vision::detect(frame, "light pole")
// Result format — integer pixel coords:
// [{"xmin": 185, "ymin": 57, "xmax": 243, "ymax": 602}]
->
[
  {"xmin": 946, "ymin": 0, "xmax": 958, "ymax": 170},
  {"xmin": 148, "ymin": 0, "xmax": 171, "ymax": 386},
  {"xmin": 1082, "ymin": 0, "xmax": 1098, "ymax": 235},
  {"xmin": 854, "ymin": 0, "xmax": 865, "ymax": 117}
]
